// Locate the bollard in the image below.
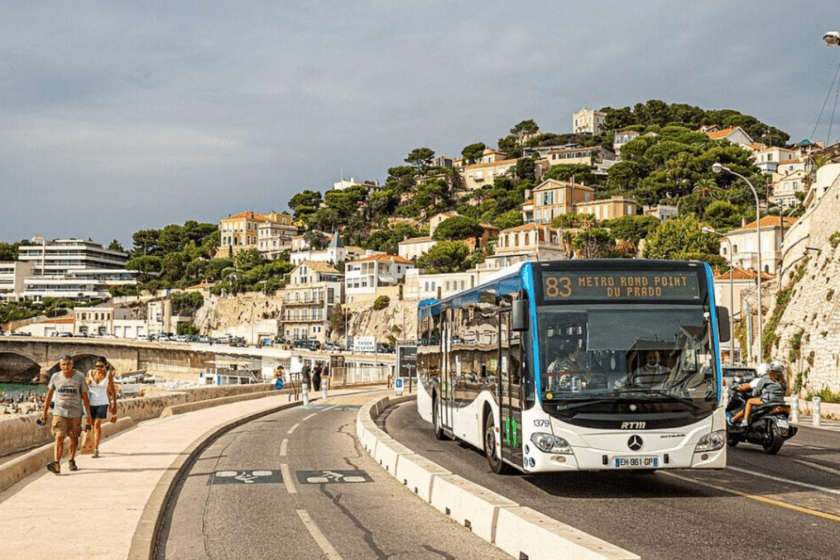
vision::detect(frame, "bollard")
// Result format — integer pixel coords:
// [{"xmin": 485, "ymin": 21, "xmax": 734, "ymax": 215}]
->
[
  {"xmin": 790, "ymin": 396, "xmax": 799, "ymax": 423},
  {"xmin": 812, "ymin": 397, "xmax": 821, "ymax": 427},
  {"xmin": 322, "ymin": 377, "xmax": 329, "ymax": 399},
  {"xmin": 302, "ymin": 380, "xmax": 309, "ymax": 407}
]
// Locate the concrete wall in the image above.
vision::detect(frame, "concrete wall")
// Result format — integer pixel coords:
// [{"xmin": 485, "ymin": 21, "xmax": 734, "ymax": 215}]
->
[{"xmin": 1, "ymin": 383, "xmax": 273, "ymax": 458}]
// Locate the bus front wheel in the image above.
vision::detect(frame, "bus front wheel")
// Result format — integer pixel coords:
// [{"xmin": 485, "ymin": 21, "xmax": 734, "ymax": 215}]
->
[{"xmin": 484, "ymin": 411, "xmax": 511, "ymax": 475}]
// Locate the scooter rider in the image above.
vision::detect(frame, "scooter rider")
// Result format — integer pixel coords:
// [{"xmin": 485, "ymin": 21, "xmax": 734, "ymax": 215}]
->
[{"xmin": 729, "ymin": 362, "xmax": 786, "ymax": 427}]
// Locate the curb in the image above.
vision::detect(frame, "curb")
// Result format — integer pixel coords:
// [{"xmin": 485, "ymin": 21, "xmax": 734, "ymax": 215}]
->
[{"xmin": 356, "ymin": 395, "xmax": 641, "ymax": 560}]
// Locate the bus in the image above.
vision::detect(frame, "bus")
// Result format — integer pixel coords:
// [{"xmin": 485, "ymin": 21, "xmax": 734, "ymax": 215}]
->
[{"xmin": 416, "ymin": 259, "xmax": 729, "ymax": 474}]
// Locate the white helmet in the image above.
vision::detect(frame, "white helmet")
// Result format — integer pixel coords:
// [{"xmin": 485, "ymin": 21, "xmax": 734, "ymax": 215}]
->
[
  {"xmin": 756, "ymin": 363, "xmax": 771, "ymax": 376},
  {"xmin": 769, "ymin": 359, "xmax": 785, "ymax": 374}
]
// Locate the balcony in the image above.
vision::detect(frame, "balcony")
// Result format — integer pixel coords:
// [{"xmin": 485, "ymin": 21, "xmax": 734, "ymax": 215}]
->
[{"xmin": 283, "ymin": 297, "xmax": 325, "ymax": 306}]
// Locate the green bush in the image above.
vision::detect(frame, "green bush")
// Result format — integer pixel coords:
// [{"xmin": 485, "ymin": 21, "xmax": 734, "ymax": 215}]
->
[{"xmin": 373, "ymin": 295, "xmax": 390, "ymax": 310}]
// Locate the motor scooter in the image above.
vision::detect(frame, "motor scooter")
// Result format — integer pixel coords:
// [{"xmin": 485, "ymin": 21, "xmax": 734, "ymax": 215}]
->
[{"xmin": 726, "ymin": 378, "xmax": 797, "ymax": 454}]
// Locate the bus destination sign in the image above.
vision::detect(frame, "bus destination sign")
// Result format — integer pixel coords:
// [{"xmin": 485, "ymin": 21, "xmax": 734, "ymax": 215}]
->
[{"xmin": 541, "ymin": 271, "xmax": 700, "ymax": 301}]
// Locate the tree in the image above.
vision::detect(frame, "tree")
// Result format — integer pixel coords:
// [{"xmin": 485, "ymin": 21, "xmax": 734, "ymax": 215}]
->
[
  {"xmin": 108, "ymin": 240, "xmax": 124, "ymax": 252},
  {"xmin": 510, "ymin": 119, "xmax": 539, "ymax": 137},
  {"xmin": 432, "ymin": 216, "xmax": 483, "ymax": 241},
  {"xmin": 416, "ymin": 241, "xmax": 470, "ymax": 274},
  {"xmin": 288, "ymin": 190, "xmax": 323, "ymax": 218},
  {"xmin": 703, "ymin": 200, "xmax": 743, "ymax": 231},
  {"xmin": 602, "ymin": 215, "xmax": 660, "ymax": 246},
  {"xmin": 642, "ymin": 215, "xmax": 722, "ymax": 264},
  {"xmin": 572, "ymin": 228, "xmax": 617, "ymax": 259},
  {"xmin": 461, "ymin": 142, "xmax": 486, "ymax": 164},
  {"xmin": 544, "ymin": 164, "xmax": 597, "ymax": 185},
  {"xmin": 303, "ymin": 230, "xmax": 328, "ymax": 250},
  {"xmin": 405, "ymin": 147, "xmax": 435, "ymax": 170}
]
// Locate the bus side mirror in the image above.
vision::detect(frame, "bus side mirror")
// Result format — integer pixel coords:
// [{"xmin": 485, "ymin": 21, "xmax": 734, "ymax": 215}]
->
[
  {"xmin": 716, "ymin": 306, "xmax": 730, "ymax": 342},
  {"xmin": 512, "ymin": 299, "xmax": 528, "ymax": 331}
]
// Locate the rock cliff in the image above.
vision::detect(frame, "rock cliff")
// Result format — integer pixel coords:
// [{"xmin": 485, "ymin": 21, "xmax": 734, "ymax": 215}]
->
[{"xmin": 772, "ymin": 179, "xmax": 840, "ymax": 396}]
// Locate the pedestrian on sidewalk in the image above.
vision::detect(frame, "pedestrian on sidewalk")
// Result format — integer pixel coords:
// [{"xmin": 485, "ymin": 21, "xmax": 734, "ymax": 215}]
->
[
  {"xmin": 85, "ymin": 356, "xmax": 117, "ymax": 458},
  {"xmin": 312, "ymin": 362, "xmax": 322, "ymax": 392},
  {"xmin": 40, "ymin": 355, "xmax": 93, "ymax": 474}
]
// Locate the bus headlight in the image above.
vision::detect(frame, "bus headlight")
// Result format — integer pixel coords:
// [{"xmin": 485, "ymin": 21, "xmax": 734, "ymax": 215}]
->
[
  {"xmin": 694, "ymin": 430, "xmax": 725, "ymax": 452},
  {"xmin": 530, "ymin": 433, "xmax": 574, "ymax": 454}
]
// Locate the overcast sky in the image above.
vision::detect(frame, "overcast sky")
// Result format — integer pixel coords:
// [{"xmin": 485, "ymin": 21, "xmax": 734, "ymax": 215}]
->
[{"xmin": 2, "ymin": 1, "xmax": 839, "ymax": 249}]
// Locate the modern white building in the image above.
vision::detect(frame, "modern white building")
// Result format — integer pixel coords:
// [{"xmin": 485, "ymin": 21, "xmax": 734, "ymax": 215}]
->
[
  {"xmin": 0, "ymin": 260, "xmax": 35, "ymax": 301},
  {"xmin": 16, "ymin": 239, "xmax": 137, "ymax": 301},
  {"xmin": 345, "ymin": 254, "xmax": 415, "ymax": 300}
]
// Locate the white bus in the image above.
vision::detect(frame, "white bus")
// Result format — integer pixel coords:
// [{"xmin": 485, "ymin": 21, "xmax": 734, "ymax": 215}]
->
[{"xmin": 416, "ymin": 260, "xmax": 728, "ymax": 474}]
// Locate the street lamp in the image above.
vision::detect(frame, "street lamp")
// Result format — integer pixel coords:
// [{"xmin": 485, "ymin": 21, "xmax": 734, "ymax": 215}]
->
[
  {"xmin": 712, "ymin": 162, "xmax": 763, "ymax": 362},
  {"xmin": 702, "ymin": 227, "xmax": 735, "ymax": 365}
]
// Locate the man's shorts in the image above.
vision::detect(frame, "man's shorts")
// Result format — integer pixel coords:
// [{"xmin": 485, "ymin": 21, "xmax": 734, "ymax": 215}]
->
[{"xmin": 51, "ymin": 416, "xmax": 82, "ymax": 439}]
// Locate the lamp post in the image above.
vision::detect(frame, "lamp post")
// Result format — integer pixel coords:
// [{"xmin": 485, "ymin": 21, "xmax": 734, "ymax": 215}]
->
[
  {"xmin": 712, "ymin": 163, "xmax": 763, "ymax": 362},
  {"xmin": 702, "ymin": 228, "xmax": 735, "ymax": 365}
]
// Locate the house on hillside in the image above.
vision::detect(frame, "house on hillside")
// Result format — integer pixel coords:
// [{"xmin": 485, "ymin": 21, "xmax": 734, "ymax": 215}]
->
[
  {"xmin": 481, "ymin": 223, "xmax": 567, "ymax": 271},
  {"xmin": 281, "ymin": 261, "xmax": 343, "ymax": 344},
  {"xmin": 218, "ymin": 211, "xmax": 295, "ymax": 258},
  {"xmin": 345, "ymin": 254, "xmax": 415, "ymax": 301},
  {"xmin": 574, "ymin": 196, "xmax": 638, "ymax": 222},
  {"xmin": 530, "ymin": 179, "xmax": 595, "ymax": 224},
  {"xmin": 572, "ymin": 107, "xmax": 606, "ymax": 135},
  {"xmin": 703, "ymin": 126, "xmax": 754, "ymax": 150},
  {"xmin": 720, "ymin": 215, "xmax": 796, "ymax": 274}
]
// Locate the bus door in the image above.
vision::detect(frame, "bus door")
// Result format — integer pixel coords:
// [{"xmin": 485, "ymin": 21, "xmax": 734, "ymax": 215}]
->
[
  {"xmin": 439, "ymin": 308, "xmax": 454, "ymax": 434},
  {"xmin": 499, "ymin": 309, "xmax": 524, "ymax": 468}
]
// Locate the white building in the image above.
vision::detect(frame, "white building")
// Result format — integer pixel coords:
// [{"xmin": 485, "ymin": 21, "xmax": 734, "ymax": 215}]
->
[
  {"xmin": 74, "ymin": 306, "xmax": 145, "ymax": 338},
  {"xmin": 345, "ymin": 254, "xmax": 415, "ymax": 301},
  {"xmin": 17, "ymin": 239, "xmax": 137, "ymax": 301},
  {"xmin": 281, "ymin": 261, "xmax": 344, "ymax": 344},
  {"xmin": 572, "ymin": 107, "xmax": 606, "ymax": 135},
  {"xmin": 0, "ymin": 260, "xmax": 34, "ymax": 301},
  {"xmin": 720, "ymin": 216, "xmax": 796, "ymax": 275}
]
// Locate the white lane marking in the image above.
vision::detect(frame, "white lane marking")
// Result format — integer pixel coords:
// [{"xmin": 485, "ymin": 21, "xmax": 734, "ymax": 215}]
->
[
  {"xmin": 792, "ymin": 459, "xmax": 840, "ymax": 476},
  {"xmin": 727, "ymin": 466, "xmax": 840, "ymax": 497},
  {"xmin": 280, "ymin": 463, "xmax": 296, "ymax": 494},
  {"xmin": 297, "ymin": 509, "xmax": 344, "ymax": 559},
  {"xmin": 303, "ymin": 413, "xmax": 317, "ymax": 421},
  {"xmin": 280, "ymin": 439, "xmax": 288, "ymax": 457},
  {"xmin": 287, "ymin": 423, "xmax": 300, "ymax": 434}
]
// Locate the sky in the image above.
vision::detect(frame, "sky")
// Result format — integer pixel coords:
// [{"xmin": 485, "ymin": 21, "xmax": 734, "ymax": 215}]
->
[{"xmin": 2, "ymin": 1, "xmax": 840, "ymax": 249}]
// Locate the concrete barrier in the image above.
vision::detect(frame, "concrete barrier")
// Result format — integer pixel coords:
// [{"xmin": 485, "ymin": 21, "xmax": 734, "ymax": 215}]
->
[
  {"xmin": 0, "ymin": 417, "xmax": 134, "ymax": 493},
  {"xmin": 429, "ymin": 473, "xmax": 518, "ymax": 543},
  {"xmin": 495, "ymin": 506, "xmax": 640, "ymax": 560},
  {"xmin": 356, "ymin": 394, "xmax": 641, "ymax": 560},
  {"xmin": 393, "ymin": 452, "xmax": 450, "ymax": 502},
  {"xmin": 160, "ymin": 390, "xmax": 277, "ymax": 417}
]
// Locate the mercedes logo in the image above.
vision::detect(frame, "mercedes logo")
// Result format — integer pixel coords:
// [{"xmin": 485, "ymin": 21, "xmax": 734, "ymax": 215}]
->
[{"xmin": 627, "ymin": 435, "xmax": 643, "ymax": 451}]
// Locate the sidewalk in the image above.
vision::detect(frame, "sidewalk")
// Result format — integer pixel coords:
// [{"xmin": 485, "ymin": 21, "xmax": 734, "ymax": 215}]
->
[{"xmin": 0, "ymin": 387, "xmax": 388, "ymax": 560}]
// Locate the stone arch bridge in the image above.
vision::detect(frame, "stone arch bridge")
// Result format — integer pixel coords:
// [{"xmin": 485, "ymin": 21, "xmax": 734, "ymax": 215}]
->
[{"xmin": 0, "ymin": 338, "xmax": 253, "ymax": 384}]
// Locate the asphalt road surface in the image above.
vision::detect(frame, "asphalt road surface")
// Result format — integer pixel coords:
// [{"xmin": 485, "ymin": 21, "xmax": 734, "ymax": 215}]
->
[
  {"xmin": 384, "ymin": 401, "xmax": 840, "ymax": 560},
  {"xmin": 155, "ymin": 392, "xmax": 512, "ymax": 560}
]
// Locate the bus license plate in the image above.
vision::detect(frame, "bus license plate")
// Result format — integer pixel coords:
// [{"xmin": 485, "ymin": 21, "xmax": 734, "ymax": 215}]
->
[{"xmin": 614, "ymin": 456, "xmax": 658, "ymax": 469}]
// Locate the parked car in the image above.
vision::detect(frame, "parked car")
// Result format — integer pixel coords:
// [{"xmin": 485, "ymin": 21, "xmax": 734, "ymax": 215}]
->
[
  {"xmin": 156, "ymin": 334, "xmax": 172, "ymax": 342},
  {"xmin": 324, "ymin": 341, "xmax": 344, "ymax": 352},
  {"xmin": 293, "ymin": 339, "xmax": 321, "ymax": 351},
  {"xmin": 175, "ymin": 334, "xmax": 191, "ymax": 343},
  {"xmin": 376, "ymin": 343, "xmax": 395, "ymax": 354},
  {"xmin": 136, "ymin": 334, "xmax": 148, "ymax": 341}
]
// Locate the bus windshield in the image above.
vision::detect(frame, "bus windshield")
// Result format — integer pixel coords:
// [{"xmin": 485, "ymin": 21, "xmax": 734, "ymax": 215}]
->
[{"xmin": 537, "ymin": 303, "xmax": 717, "ymax": 407}]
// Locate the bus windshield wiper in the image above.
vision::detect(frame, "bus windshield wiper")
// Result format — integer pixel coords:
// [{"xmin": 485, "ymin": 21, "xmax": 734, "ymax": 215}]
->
[
  {"xmin": 638, "ymin": 389, "xmax": 700, "ymax": 409},
  {"xmin": 551, "ymin": 398, "xmax": 612, "ymax": 412}
]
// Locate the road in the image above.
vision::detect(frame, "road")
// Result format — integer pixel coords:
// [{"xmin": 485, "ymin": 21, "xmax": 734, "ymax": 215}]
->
[
  {"xmin": 155, "ymin": 391, "xmax": 511, "ymax": 560},
  {"xmin": 384, "ymin": 402, "xmax": 840, "ymax": 560}
]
